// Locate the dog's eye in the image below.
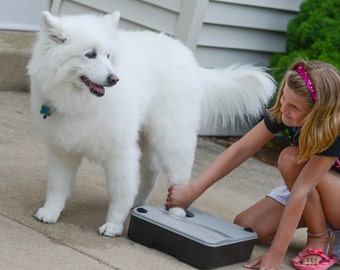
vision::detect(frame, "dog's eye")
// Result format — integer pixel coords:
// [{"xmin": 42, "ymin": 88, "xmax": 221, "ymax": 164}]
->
[
  {"xmin": 85, "ymin": 50, "xmax": 97, "ymax": 59},
  {"xmin": 107, "ymin": 54, "xmax": 110, "ymax": 59}
]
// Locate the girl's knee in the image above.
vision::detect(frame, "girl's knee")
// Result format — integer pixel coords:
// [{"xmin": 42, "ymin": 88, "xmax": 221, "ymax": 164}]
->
[
  {"xmin": 234, "ymin": 212, "xmax": 260, "ymax": 234},
  {"xmin": 234, "ymin": 214, "xmax": 275, "ymax": 243},
  {"xmin": 278, "ymin": 146, "xmax": 299, "ymax": 166},
  {"xmin": 277, "ymin": 146, "xmax": 301, "ymax": 187},
  {"xmin": 234, "ymin": 212, "xmax": 248, "ymax": 227}
]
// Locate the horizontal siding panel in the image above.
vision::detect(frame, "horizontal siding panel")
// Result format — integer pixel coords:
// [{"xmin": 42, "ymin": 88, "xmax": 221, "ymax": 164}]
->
[
  {"xmin": 59, "ymin": 1, "xmax": 101, "ymax": 15},
  {"xmin": 212, "ymin": 0, "xmax": 302, "ymax": 12},
  {"xmin": 60, "ymin": 0, "xmax": 179, "ymax": 33},
  {"xmin": 58, "ymin": 1, "xmax": 147, "ymax": 31},
  {"xmin": 141, "ymin": 0, "xmax": 183, "ymax": 13},
  {"xmin": 205, "ymin": 2, "xmax": 297, "ymax": 32},
  {"xmin": 195, "ymin": 46, "xmax": 272, "ymax": 68},
  {"xmin": 198, "ymin": 24, "xmax": 286, "ymax": 53}
]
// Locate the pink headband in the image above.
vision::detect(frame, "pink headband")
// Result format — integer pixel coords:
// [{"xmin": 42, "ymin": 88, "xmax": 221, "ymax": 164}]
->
[{"xmin": 295, "ymin": 65, "xmax": 317, "ymax": 101}]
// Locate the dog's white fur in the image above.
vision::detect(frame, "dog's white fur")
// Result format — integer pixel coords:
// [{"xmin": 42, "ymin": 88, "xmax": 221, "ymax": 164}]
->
[{"xmin": 28, "ymin": 11, "xmax": 275, "ymax": 236}]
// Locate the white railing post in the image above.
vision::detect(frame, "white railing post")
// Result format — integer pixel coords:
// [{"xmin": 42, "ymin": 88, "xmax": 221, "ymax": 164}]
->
[{"xmin": 175, "ymin": 0, "xmax": 209, "ymax": 51}]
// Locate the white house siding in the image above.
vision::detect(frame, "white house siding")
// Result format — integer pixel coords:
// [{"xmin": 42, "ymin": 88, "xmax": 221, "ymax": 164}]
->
[
  {"xmin": 50, "ymin": 0, "xmax": 184, "ymax": 33},
  {"xmin": 49, "ymin": 0, "xmax": 303, "ymax": 69},
  {"xmin": 197, "ymin": 0, "xmax": 303, "ymax": 67},
  {"xmin": 0, "ymin": 0, "xmax": 51, "ymax": 31}
]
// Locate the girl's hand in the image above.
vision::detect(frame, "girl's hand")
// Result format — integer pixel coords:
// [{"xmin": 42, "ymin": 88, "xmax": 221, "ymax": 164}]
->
[
  {"xmin": 165, "ymin": 183, "xmax": 197, "ymax": 209},
  {"xmin": 244, "ymin": 250, "xmax": 282, "ymax": 270}
]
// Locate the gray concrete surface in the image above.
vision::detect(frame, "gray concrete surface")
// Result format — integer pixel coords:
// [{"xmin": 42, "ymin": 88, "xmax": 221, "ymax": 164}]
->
[
  {"xmin": 1, "ymin": 30, "xmax": 337, "ymax": 270},
  {"xmin": 0, "ymin": 30, "xmax": 35, "ymax": 92}
]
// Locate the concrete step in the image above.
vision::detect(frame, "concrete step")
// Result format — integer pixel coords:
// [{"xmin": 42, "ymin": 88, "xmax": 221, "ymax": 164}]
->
[{"xmin": 0, "ymin": 30, "xmax": 36, "ymax": 92}]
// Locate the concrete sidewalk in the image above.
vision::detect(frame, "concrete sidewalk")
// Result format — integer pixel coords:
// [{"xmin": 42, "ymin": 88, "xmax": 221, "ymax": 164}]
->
[
  {"xmin": 0, "ymin": 30, "xmax": 334, "ymax": 270},
  {"xmin": 0, "ymin": 91, "xmax": 311, "ymax": 270}
]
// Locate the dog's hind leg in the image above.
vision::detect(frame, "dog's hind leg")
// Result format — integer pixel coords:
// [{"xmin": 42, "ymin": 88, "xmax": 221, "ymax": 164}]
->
[
  {"xmin": 35, "ymin": 149, "xmax": 81, "ymax": 223},
  {"xmin": 133, "ymin": 133, "xmax": 161, "ymax": 207}
]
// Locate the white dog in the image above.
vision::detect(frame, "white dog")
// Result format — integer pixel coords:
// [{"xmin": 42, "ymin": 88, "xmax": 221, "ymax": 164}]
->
[{"xmin": 28, "ymin": 11, "xmax": 275, "ymax": 237}]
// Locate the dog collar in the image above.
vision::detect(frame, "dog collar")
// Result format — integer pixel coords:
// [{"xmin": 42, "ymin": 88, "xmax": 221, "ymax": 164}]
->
[{"xmin": 40, "ymin": 104, "xmax": 53, "ymax": 119}]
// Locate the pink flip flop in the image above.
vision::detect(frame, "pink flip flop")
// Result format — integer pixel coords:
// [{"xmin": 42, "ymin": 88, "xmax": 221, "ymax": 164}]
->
[{"xmin": 293, "ymin": 248, "xmax": 338, "ymax": 270}]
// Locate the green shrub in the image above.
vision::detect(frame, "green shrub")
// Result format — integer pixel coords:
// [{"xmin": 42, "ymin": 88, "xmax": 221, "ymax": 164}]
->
[{"xmin": 269, "ymin": 0, "xmax": 340, "ymax": 84}]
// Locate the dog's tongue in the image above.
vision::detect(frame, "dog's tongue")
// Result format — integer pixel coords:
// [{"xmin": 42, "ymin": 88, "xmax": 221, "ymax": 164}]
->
[
  {"xmin": 89, "ymin": 81, "xmax": 105, "ymax": 97},
  {"xmin": 81, "ymin": 76, "xmax": 105, "ymax": 97}
]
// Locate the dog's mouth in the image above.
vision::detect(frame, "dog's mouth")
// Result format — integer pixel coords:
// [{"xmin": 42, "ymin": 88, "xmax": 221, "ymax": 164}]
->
[{"xmin": 81, "ymin": 76, "xmax": 105, "ymax": 97}]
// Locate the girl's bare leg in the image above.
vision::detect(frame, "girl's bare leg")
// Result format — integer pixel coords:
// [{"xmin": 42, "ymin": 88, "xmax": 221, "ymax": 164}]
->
[
  {"xmin": 234, "ymin": 197, "xmax": 286, "ymax": 243},
  {"xmin": 234, "ymin": 196, "xmax": 306, "ymax": 243},
  {"xmin": 278, "ymin": 146, "xmax": 340, "ymax": 265}
]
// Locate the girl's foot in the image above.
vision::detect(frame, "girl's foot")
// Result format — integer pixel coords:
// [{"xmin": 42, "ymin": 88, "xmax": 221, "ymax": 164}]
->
[{"xmin": 292, "ymin": 229, "xmax": 337, "ymax": 268}]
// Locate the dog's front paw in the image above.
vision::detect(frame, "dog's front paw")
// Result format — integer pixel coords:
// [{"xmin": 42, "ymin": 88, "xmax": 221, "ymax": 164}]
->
[
  {"xmin": 98, "ymin": 222, "xmax": 123, "ymax": 237},
  {"xmin": 35, "ymin": 207, "xmax": 60, "ymax": 223},
  {"xmin": 168, "ymin": 207, "xmax": 186, "ymax": 218}
]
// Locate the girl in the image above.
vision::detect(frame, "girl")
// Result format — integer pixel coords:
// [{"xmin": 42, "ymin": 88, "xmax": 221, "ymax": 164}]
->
[{"xmin": 165, "ymin": 60, "xmax": 340, "ymax": 270}]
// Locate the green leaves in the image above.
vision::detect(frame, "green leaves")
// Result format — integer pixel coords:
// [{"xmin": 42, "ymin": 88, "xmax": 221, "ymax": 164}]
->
[{"xmin": 270, "ymin": 0, "xmax": 340, "ymax": 83}]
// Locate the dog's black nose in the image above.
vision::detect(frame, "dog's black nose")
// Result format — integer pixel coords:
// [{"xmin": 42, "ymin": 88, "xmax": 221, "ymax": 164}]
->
[{"xmin": 107, "ymin": 74, "xmax": 119, "ymax": 86}]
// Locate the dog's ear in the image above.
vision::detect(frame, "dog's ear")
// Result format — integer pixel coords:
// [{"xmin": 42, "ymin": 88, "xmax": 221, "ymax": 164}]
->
[
  {"xmin": 41, "ymin": 11, "xmax": 67, "ymax": 44},
  {"xmin": 103, "ymin": 11, "xmax": 120, "ymax": 28},
  {"xmin": 42, "ymin": 11, "xmax": 57, "ymax": 30}
]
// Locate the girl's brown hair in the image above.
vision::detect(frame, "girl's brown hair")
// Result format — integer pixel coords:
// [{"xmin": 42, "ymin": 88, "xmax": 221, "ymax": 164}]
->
[{"xmin": 269, "ymin": 60, "xmax": 340, "ymax": 162}]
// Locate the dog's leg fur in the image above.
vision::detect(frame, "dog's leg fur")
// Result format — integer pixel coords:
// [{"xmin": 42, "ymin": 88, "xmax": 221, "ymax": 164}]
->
[
  {"xmin": 35, "ymin": 149, "xmax": 81, "ymax": 223},
  {"xmin": 99, "ymin": 143, "xmax": 140, "ymax": 236},
  {"xmin": 135, "ymin": 98, "xmax": 200, "ymax": 211},
  {"xmin": 133, "ymin": 132, "xmax": 161, "ymax": 206}
]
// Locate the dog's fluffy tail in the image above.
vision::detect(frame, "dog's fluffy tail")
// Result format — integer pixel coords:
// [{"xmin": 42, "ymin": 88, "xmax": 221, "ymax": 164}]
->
[{"xmin": 199, "ymin": 64, "xmax": 276, "ymax": 131}]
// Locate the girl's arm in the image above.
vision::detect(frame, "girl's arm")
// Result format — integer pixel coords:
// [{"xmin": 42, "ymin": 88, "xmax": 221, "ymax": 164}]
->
[
  {"xmin": 246, "ymin": 154, "xmax": 337, "ymax": 269},
  {"xmin": 166, "ymin": 119, "xmax": 275, "ymax": 209}
]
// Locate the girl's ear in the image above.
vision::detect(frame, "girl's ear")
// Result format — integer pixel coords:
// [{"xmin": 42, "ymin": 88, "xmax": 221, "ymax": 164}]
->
[
  {"xmin": 103, "ymin": 11, "xmax": 120, "ymax": 29},
  {"xmin": 41, "ymin": 11, "xmax": 68, "ymax": 44}
]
